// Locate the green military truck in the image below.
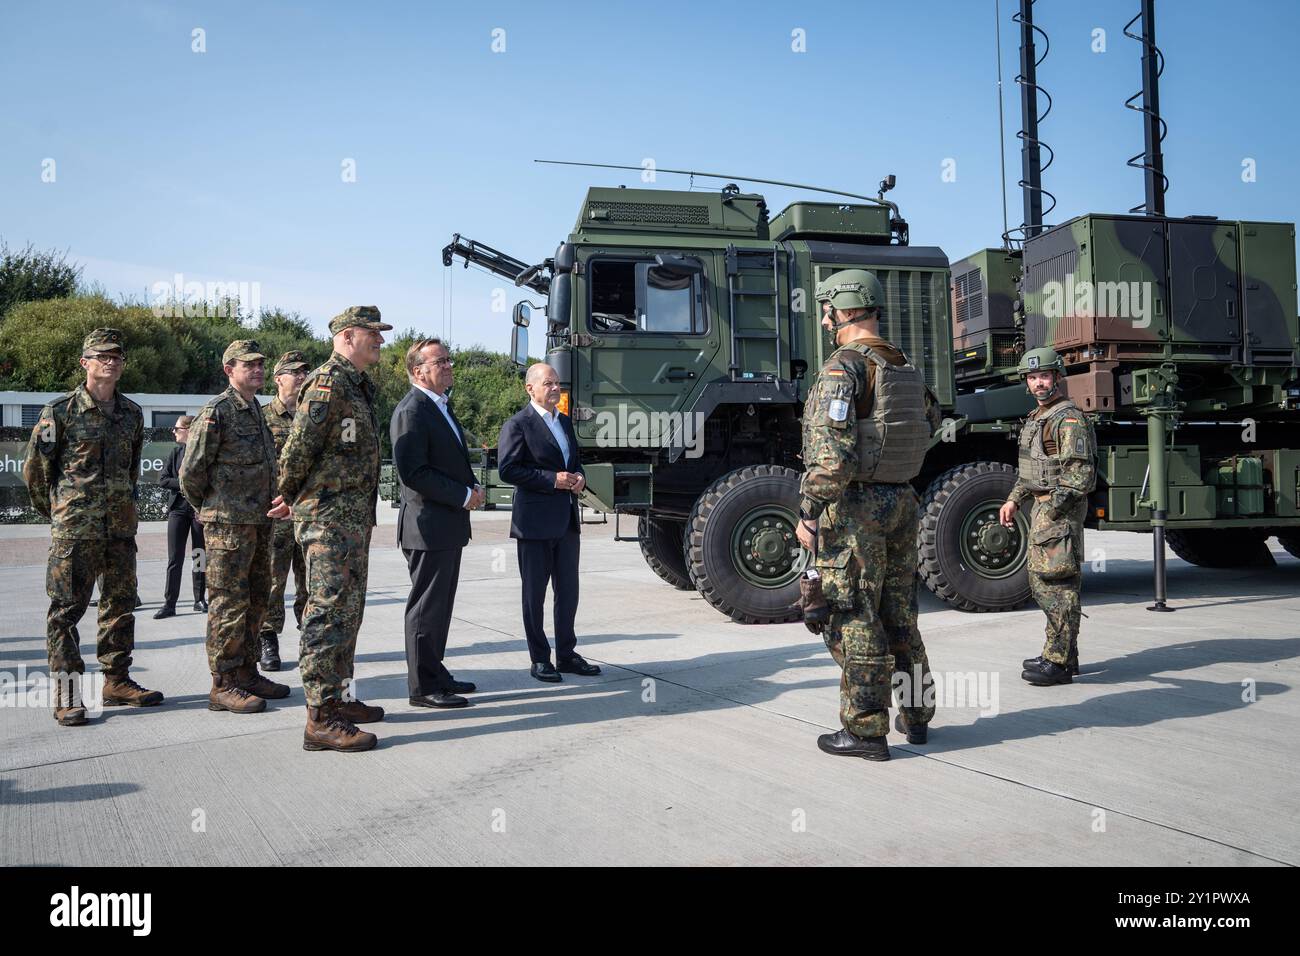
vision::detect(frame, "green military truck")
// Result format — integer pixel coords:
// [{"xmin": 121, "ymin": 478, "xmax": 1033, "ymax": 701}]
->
[
  {"xmin": 435, "ymin": 1, "xmax": 1298, "ymax": 624},
  {"xmin": 381, "ymin": 446, "xmax": 512, "ymax": 511},
  {"xmin": 441, "ymin": 177, "xmax": 1298, "ymax": 624},
  {"xmin": 449, "ymin": 181, "xmax": 962, "ymax": 623}
]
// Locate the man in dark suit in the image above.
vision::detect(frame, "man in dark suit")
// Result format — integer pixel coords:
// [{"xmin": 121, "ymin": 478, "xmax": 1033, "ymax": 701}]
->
[
  {"xmin": 497, "ymin": 363, "xmax": 600, "ymax": 682},
  {"xmin": 391, "ymin": 338, "xmax": 485, "ymax": 709},
  {"xmin": 155, "ymin": 415, "xmax": 206, "ymax": 618}
]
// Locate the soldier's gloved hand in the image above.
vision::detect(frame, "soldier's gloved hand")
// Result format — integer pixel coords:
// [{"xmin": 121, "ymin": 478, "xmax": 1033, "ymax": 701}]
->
[{"xmin": 799, "ymin": 568, "xmax": 829, "ymax": 635}]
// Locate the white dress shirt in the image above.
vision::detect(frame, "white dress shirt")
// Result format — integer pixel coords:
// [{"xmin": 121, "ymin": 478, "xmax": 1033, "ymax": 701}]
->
[
  {"xmin": 416, "ymin": 384, "xmax": 472, "ymax": 507},
  {"xmin": 531, "ymin": 401, "xmax": 571, "ymax": 464}
]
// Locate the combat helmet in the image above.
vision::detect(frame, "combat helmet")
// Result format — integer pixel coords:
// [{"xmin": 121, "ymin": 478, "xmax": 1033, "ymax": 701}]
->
[
  {"xmin": 815, "ymin": 269, "xmax": 884, "ymax": 327},
  {"xmin": 1016, "ymin": 346, "xmax": 1065, "ymax": 397},
  {"xmin": 1016, "ymin": 346, "xmax": 1065, "ymax": 377}
]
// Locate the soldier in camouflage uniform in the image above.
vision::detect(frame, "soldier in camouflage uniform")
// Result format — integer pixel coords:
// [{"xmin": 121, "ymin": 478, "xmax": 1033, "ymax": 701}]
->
[
  {"xmin": 181, "ymin": 340, "xmax": 292, "ymax": 713},
  {"xmin": 22, "ymin": 328, "xmax": 164, "ymax": 726},
  {"xmin": 796, "ymin": 270, "xmax": 942, "ymax": 761},
  {"xmin": 256, "ymin": 350, "xmax": 310, "ymax": 671},
  {"xmin": 999, "ymin": 347, "xmax": 1098, "ymax": 686},
  {"xmin": 278, "ymin": 306, "xmax": 391, "ymax": 752}
]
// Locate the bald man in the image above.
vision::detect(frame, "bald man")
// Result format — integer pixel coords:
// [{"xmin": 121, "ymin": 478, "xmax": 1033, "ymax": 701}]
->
[{"xmin": 497, "ymin": 364, "xmax": 599, "ymax": 682}]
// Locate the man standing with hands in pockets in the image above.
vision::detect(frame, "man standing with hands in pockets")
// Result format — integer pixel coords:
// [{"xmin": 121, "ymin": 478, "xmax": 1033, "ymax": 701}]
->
[{"xmin": 497, "ymin": 363, "xmax": 600, "ymax": 683}]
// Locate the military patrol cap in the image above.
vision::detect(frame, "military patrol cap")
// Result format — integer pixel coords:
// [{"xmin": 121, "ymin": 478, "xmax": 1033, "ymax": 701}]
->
[
  {"xmin": 222, "ymin": 339, "xmax": 266, "ymax": 364},
  {"xmin": 82, "ymin": 328, "xmax": 126, "ymax": 355},
  {"xmin": 329, "ymin": 305, "xmax": 393, "ymax": 334},
  {"xmin": 273, "ymin": 350, "xmax": 310, "ymax": 376},
  {"xmin": 1016, "ymin": 346, "xmax": 1065, "ymax": 377}
]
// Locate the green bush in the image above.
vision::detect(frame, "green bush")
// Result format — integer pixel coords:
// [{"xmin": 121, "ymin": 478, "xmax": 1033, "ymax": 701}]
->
[
  {"xmin": 0, "ymin": 293, "xmax": 190, "ymax": 392},
  {"xmin": 0, "ymin": 293, "xmax": 526, "ymax": 456},
  {"xmin": 0, "ymin": 240, "xmax": 82, "ymax": 323}
]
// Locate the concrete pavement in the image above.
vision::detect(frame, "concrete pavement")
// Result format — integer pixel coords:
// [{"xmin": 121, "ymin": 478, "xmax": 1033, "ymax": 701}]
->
[{"xmin": 1, "ymin": 512, "xmax": 1297, "ymax": 865}]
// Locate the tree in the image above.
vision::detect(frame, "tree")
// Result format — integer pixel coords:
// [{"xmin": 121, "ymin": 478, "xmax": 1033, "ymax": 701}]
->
[
  {"xmin": 0, "ymin": 293, "xmax": 331, "ymax": 395},
  {"xmin": 254, "ymin": 308, "xmax": 331, "ymax": 385},
  {"xmin": 0, "ymin": 240, "xmax": 82, "ymax": 323},
  {"xmin": 445, "ymin": 346, "xmax": 528, "ymax": 446},
  {"xmin": 0, "ymin": 293, "xmax": 189, "ymax": 392},
  {"xmin": 369, "ymin": 334, "xmax": 527, "ymax": 455}
]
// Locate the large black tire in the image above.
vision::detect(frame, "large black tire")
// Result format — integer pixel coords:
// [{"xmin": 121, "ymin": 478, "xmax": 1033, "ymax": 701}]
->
[
  {"xmin": 1166, "ymin": 528, "xmax": 1274, "ymax": 568},
  {"xmin": 685, "ymin": 465, "xmax": 806, "ymax": 624},
  {"xmin": 638, "ymin": 516, "xmax": 692, "ymax": 590},
  {"xmin": 1276, "ymin": 530, "xmax": 1300, "ymax": 560},
  {"xmin": 918, "ymin": 461, "xmax": 1031, "ymax": 612}
]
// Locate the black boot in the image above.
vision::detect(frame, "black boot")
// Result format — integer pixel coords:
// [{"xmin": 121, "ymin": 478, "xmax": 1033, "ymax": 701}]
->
[
  {"xmin": 260, "ymin": 633, "xmax": 281, "ymax": 671},
  {"xmin": 153, "ymin": 603, "xmax": 176, "ymax": 620},
  {"xmin": 1021, "ymin": 659, "xmax": 1074, "ymax": 686},
  {"xmin": 193, "ymin": 572, "xmax": 208, "ymax": 612},
  {"xmin": 817, "ymin": 729, "xmax": 890, "ymax": 761},
  {"xmin": 1023, "ymin": 648, "xmax": 1079, "ymax": 676},
  {"xmin": 894, "ymin": 712, "xmax": 928, "ymax": 745}
]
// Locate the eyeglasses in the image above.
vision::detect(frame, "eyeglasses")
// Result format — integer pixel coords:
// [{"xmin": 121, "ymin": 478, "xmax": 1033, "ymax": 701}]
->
[
  {"xmin": 85, "ymin": 354, "xmax": 125, "ymax": 365},
  {"xmin": 420, "ymin": 358, "xmax": 454, "ymax": 368}
]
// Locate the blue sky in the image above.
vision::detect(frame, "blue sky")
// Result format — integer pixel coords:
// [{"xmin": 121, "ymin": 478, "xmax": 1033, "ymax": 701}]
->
[{"xmin": 2, "ymin": 0, "xmax": 1296, "ymax": 356}]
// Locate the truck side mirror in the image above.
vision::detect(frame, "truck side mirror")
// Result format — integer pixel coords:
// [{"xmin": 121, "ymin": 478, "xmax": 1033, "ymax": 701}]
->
[
  {"xmin": 510, "ymin": 324, "xmax": 529, "ymax": 367},
  {"xmin": 513, "ymin": 301, "xmax": 532, "ymax": 327}
]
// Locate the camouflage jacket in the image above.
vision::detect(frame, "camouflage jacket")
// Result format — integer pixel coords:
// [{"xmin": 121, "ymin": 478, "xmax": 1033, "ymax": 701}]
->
[
  {"xmin": 1008, "ymin": 397, "xmax": 1097, "ymax": 517},
  {"xmin": 799, "ymin": 336, "xmax": 942, "ymax": 520},
  {"xmin": 277, "ymin": 351, "xmax": 380, "ymax": 529},
  {"xmin": 22, "ymin": 384, "xmax": 143, "ymax": 539},
  {"xmin": 180, "ymin": 385, "xmax": 278, "ymax": 525},
  {"xmin": 263, "ymin": 395, "xmax": 295, "ymax": 455}
]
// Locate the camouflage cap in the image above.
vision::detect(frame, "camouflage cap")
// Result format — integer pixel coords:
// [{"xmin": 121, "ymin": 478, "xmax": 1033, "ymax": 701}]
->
[
  {"xmin": 329, "ymin": 305, "xmax": 393, "ymax": 334},
  {"xmin": 273, "ymin": 350, "xmax": 311, "ymax": 376},
  {"xmin": 222, "ymin": 339, "xmax": 266, "ymax": 364},
  {"xmin": 83, "ymin": 328, "xmax": 126, "ymax": 355}
]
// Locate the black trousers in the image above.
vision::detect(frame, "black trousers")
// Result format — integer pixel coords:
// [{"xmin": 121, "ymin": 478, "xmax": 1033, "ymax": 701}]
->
[
  {"xmin": 403, "ymin": 547, "xmax": 462, "ymax": 696},
  {"xmin": 517, "ymin": 530, "xmax": 580, "ymax": 664},
  {"xmin": 163, "ymin": 508, "xmax": 205, "ymax": 605}
]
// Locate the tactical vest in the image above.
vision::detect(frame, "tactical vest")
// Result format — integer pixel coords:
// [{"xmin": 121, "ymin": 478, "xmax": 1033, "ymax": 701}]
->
[
  {"xmin": 839, "ymin": 343, "xmax": 930, "ymax": 484},
  {"xmin": 1017, "ymin": 399, "xmax": 1083, "ymax": 492}
]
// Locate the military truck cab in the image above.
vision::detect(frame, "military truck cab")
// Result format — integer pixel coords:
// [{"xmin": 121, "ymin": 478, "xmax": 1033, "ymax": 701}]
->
[{"xmin": 521, "ymin": 185, "xmax": 955, "ymax": 623}]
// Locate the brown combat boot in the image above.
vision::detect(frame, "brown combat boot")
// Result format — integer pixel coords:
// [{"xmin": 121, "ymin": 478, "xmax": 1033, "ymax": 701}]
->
[
  {"xmin": 304, "ymin": 702, "xmax": 377, "ymax": 752},
  {"xmin": 235, "ymin": 662, "xmax": 290, "ymax": 700},
  {"xmin": 53, "ymin": 675, "xmax": 88, "ymax": 727},
  {"xmin": 209, "ymin": 673, "xmax": 267, "ymax": 714},
  {"xmin": 337, "ymin": 699, "xmax": 385, "ymax": 724},
  {"xmin": 102, "ymin": 673, "xmax": 164, "ymax": 707}
]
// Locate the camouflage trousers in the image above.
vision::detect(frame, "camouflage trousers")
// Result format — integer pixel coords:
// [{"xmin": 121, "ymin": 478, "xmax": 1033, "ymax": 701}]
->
[
  {"xmin": 297, "ymin": 522, "xmax": 372, "ymax": 707},
  {"xmin": 204, "ymin": 521, "xmax": 271, "ymax": 674},
  {"xmin": 258, "ymin": 520, "xmax": 306, "ymax": 639},
  {"xmin": 817, "ymin": 483, "xmax": 935, "ymax": 739},
  {"xmin": 1027, "ymin": 497, "xmax": 1087, "ymax": 665},
  {"xmin": 46, "ymin": 536, "xmax": 136, "ymax": 677}
]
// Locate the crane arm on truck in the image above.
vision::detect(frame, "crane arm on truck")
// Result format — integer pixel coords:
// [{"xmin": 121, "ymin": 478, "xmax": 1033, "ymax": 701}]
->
[{"xmin": 441, "ymin": 233, "xmax": 551, "ymax": 295}]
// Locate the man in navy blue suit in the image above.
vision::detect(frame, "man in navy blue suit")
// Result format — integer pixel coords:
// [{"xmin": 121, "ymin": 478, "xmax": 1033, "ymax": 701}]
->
[{"xmin": 497, "ymin": 363, "xmax": 600, "ymax": 682}]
